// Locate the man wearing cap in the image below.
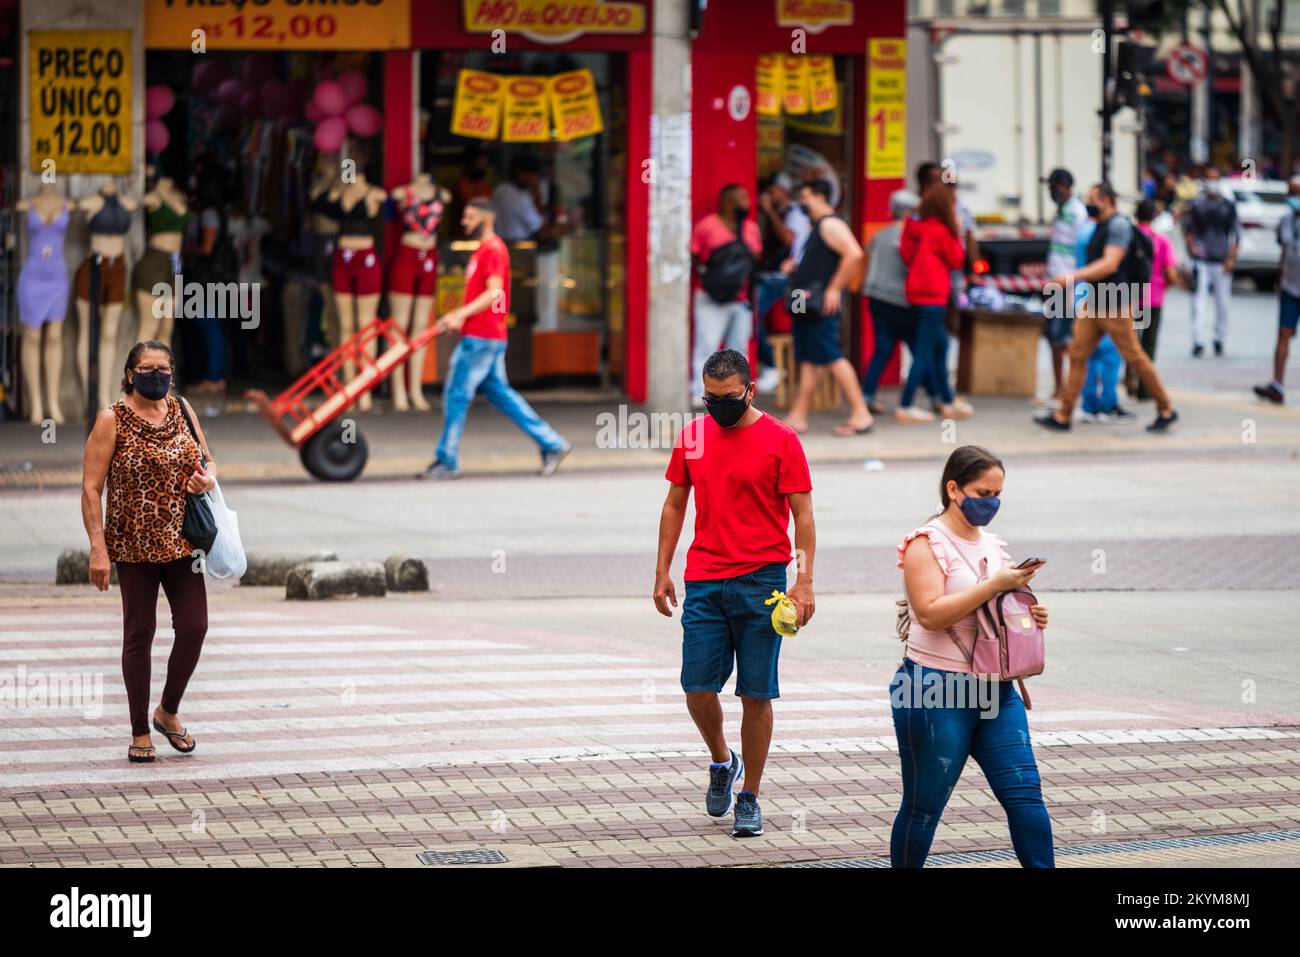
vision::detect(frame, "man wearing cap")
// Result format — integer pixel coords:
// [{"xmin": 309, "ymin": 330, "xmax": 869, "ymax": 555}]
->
[
  {"xmin": 1044, "ymin": 169, "xmax": 1089, "ymax": 404},
  {"xmin": 753, "ymin": 174, "xmax": 813, "ymax": 393}
]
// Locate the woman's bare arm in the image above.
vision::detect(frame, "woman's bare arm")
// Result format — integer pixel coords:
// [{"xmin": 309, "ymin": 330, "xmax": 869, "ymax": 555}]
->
[{"xmin": 82, "ymin": 409, "xmax": 116, "ymax": 591}]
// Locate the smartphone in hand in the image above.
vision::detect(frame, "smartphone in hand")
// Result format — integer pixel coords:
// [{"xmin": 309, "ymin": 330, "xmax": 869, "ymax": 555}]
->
[{"xmin": 1015, "ymin": 557, "xmax": 1046, "ymax": 570}]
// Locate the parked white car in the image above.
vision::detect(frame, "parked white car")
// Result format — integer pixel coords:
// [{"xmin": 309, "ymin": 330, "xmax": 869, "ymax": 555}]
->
[{"xmin": 1218, "ymin": 177, "xmax": 1288, "ymax": 291}]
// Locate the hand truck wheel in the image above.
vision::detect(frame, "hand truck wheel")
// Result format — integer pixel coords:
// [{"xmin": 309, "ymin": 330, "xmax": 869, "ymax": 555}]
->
[{"xmin": 299, "ymin": 419, "xmax": 369, "ymax": 481}]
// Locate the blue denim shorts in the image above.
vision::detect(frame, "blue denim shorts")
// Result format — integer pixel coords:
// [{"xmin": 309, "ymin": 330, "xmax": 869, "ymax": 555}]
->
[
  {"xmin": 792, "ymin": 312, "xmax": 843, "ymax": 365},
  {"xmin": 680, "ymin": 562, "xmax": 788, "ymax": 699},
  {"xmin": 1280, "ymin": 290, "xmax": 1300, "ymax": 332}
]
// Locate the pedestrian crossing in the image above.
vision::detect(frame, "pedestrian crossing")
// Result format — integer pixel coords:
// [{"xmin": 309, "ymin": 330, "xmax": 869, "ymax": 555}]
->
[{"xmin": 0, "ymin": 601, "xmax": 1280, "ymax": 790}]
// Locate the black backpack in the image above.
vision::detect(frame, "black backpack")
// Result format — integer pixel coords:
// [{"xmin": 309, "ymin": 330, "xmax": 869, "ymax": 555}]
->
[
  {"xmin": 1122, "ymin": 220, "xmax": 1154, "ymax": 286},
  {"xmin": 700, "ymin": 235, "xmax": 755, "ymax": 304}
]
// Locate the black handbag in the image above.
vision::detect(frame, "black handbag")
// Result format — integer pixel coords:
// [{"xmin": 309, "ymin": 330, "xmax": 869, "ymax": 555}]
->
[{"xmin": 176, "ymin": 399, "xmax": 218, "ymax": 554}]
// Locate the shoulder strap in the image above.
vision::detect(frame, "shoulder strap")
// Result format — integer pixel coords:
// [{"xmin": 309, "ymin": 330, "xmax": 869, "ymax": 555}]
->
[{"xmin": 175, "ymin": 397, "xmax": 207, "ymax": 466}]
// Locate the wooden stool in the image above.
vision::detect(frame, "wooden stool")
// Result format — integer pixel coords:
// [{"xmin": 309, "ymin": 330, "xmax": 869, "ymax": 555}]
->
[{"xmin": 768, "ymin": 333, "xmax": 842, "ymax": 411}]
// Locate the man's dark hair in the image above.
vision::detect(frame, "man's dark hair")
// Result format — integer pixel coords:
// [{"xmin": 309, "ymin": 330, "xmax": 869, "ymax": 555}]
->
[
  {"xmin": 703, "ymin": 349, "xmax": 750, "ymax": 385},
  {"xmin": 800, "ymin": 178, "xmax": 832, "ymax": 202},
  {"xmin": 1135, "ymin": 198, "xmax": 1156, "ymax": 223},
  {"xmin": 916, "ymin": 161, "xmax": 941, "ymax": 194},
  {"xmin": 467, "ymin": 197, "xmax": 496, "ymax": 215},
  {"xmin": 718, "ymin": 182, "xmax": 745, "ymax": 207},
  {"xmin": 1093, "ymin": 181, "xmax": 1119, "ymax": 206}
]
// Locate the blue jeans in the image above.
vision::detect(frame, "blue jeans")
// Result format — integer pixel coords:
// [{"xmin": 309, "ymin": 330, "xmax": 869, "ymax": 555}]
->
[
  {"xmin": 901, "ymin": 304, "xmax": 953, "ymax": 407},
  {"xmin": 890, "ymin": 659, "xmax": 1054, "ymax": 868},
  {"xmin": 194, "ymin": 315, "xmax": 226, "ymax": 382},
  {"xmin": 435, "ymin": 335, "xmax": 566, "ymax": 471},
  {"xmin": 862, "ymin": 298, "xmax": 917, "ymax": 401},
  {"xmin": 1082, "ymin": 334, "xmax": 1120, "ymax": 414},
  {"xmin": 681, "ymin": 562, "xmax": 787, "ymax": 699},
  {"xmin": 753, "ymin": 272, "xmax": 789, "ymax": 367}
]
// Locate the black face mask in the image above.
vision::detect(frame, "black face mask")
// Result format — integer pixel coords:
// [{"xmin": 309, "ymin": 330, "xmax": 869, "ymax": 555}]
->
[
  {"xmin": 733, "ymin": 205, "xmax": 750, "ymax": 222},
  {"xmin": 702, "ymin": 386, "xmax": 751, "ymax": 428},
  {"xmin": 1085, "ymin": 203, "xmax": 1101, "ymax": 219},
  {"xmin": 132, "ymin": 370, "xmax": 171, "ymax": 400},
  {"xmin": 798, "ymin": 202, "xmax": 812, "ymax": 218},
  {"xmin": 1049, "ymin": 186, "xmax": 1067, "ymax": 206}
]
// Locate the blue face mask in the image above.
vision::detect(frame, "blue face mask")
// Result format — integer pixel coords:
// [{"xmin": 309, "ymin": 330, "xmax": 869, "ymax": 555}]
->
[
  {"xmin": 958, "ymin": 491, "xmax": 1001, "ymax": 526},
  {"xmin": 1289, "ymin": 196, "xmax": 1300, "ymax": 212}
]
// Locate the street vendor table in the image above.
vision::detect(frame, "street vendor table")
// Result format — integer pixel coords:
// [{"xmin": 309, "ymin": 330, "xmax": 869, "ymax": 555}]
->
[{"xmin": 956, "ymin": 308, "xmax": 1044, "ymax": 397}]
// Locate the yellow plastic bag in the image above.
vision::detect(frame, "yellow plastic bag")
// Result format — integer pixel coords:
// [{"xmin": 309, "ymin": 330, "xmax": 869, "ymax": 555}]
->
[{"xmin": 764, "ymin": 590, "xmax": 800, "ymax": 637}]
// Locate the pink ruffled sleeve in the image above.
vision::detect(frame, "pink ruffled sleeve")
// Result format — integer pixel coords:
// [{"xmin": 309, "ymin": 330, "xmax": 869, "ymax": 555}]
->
[
  {"xmin": 986, "ymin": 532, "xmax": 1013, "ymax": 569},
  {"xmin": 896, "ymin": 525, "xmax": 956, "ymax": 574}
]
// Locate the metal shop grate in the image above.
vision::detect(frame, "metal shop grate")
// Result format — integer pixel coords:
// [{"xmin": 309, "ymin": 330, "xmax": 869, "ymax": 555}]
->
[{"xmin": 416, "ymin": 849, "xmax": 508, "ymax": 866}]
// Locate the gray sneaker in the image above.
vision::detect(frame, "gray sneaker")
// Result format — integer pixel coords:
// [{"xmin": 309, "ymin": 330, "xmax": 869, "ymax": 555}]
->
[
  {"xmin": 539, "ymin": 441, "xmax": 572, "ymax": 477},
  {"xmin": 732, "ymin": 790, "xmax": 764, "ymax": 837},
  {"xmin": 705, "ymin": 750, "xmax": 743, "ymax": 817}
]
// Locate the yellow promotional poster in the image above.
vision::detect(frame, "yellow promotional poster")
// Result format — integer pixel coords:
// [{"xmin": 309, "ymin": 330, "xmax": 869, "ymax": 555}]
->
[
  {"xmin": 807, "ymin": 56, "xmax": 838, "ymax": 113},
  {"xmin": 549, "ymin": 69, "xmax": 604, "ymax": 142},
  {"xmin": 503, "ymin": 76, "xmax": 551, "ymax": 143},
  {"xmin": 866, "ymin": 39, "xmax": 907, "ymax": 180},
  {"xmin": 452, "ymin": 70, "xmax": 504, "ymax": 140},
  {"xmin": 145, "ymin": 0, "xmax": 410, "ymax": 50},
  {"xmin": 755, "ymin": 55, "xmax": 783, "ymax": 117},
  {"xmin": 463, "ymin": 0, "xmax": 646, "ymax": 42},
  {"xmin": 786, "ymin": 83, "xmax": 843, "ymax": 135},
  {"xmin": 781, "ymin": 56, "xmax": 810, "ymax": 114},
  {"xmin": 775, "ymin": 0, "xmax": 853, "ymax": 31},
  {"xmin": 29, "ymin": 31, "xmax": 131, "ymax": 175}
]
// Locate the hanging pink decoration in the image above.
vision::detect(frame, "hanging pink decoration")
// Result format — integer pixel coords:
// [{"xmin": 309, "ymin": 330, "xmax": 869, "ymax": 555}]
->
[
  {"xmin": 312, "ymin": 80, "xmax": 347, "ymax": 116},
  {"xmin": 145, "ymin": 85, "xmax": 175, "ymax": 119},
  {"xmin": 305, "ymin": 100, "xmax": 324, "ymax": 123},
  {"xmin": 345, "ymin": 104, "xmax": 382, "ymax": 137},
  {"xmin": 313, "ymin": 116, "xmax": 347, "ymax": 152},
  {"xmin": 337, "ymin": 70, "xmax": 367, "ymax": 106},
  {"xmin": 145, "ymin": 119, "xmax": 170, "ymax": 153},
  {"xmin": 216, "ymin": 78, "xmax": 245, "ymax": 105}
]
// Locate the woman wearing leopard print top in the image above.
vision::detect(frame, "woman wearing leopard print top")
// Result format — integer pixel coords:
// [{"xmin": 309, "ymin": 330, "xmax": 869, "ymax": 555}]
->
[{"xmin": 82, "ymin": 340, "xmax": 216, "ymax": 764}]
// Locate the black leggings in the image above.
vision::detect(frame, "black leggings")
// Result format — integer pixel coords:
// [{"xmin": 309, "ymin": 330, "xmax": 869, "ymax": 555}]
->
[{"xmin": 116, "ymin": 558, "xmax": 209, "ymax": 737}]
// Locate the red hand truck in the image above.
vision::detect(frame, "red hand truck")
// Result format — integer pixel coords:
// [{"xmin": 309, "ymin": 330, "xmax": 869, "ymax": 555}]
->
[{"xmin": 246, "ymin": 316, "xmax": 442, "ymax": 481}]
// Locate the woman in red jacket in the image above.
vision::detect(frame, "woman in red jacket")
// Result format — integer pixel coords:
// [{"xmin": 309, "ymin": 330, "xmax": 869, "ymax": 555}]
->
[{"xmin": 898, "ymin": 187, "xmax": 975, "ymax": 423}]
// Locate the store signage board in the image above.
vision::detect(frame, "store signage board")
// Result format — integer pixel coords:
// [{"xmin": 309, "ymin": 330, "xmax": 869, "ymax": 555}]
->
[
  {"xmin": 503, "ymin": 76, "xmax": 550, "ymax": 143},
  {"xmin": 30, "ymin": 30, "xmax": 132, "ymax": 175},
  {"xmin": 550, "ymin": 69, "xmax": 604, "ymax": 141},
  {"xmin": 452, "ymin": 70, "xmax": 505, "ymax": 140},
  {"xmin": 776, "ymin": 0, "xmax": 853, "ymax": 33},
  {"xmin": 464, "ymin": 0, "xmax": 646, "ymax": 44},
  {"xmin": 144, "ymin": 0, "xmax": 410, "ymax": 50},
  {"xmin": 866, "ymin": 38, "xmax": 906, "ymax": 180}
]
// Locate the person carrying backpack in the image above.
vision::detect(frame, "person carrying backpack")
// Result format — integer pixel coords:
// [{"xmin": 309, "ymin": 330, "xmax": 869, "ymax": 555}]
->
[
  {"xmin": 892, "ymin": 445, "xmax": 1053, "ymax": 867},
  {"xmin": 689, "ymin": 185, "xmax": 761, "ymax": 405},
  {"xmin": 1036, "ymin": 181, "xmax": 1178, "ymax": 433}
]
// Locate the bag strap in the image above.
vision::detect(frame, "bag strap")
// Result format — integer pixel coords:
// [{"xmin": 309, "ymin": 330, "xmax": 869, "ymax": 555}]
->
[
  {"xmin": 175, "ymin": 396, "xmax": 207, "ymax": 468},
  {"xmin": 923, "ymin": 522, "xmax": 989, "ymax": 666}
]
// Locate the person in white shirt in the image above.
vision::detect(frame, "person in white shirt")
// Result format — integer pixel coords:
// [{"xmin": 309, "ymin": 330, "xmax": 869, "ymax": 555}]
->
[{"xmin": 1042, "ymin": 168, "xmax": 1089, "ymax": 403}]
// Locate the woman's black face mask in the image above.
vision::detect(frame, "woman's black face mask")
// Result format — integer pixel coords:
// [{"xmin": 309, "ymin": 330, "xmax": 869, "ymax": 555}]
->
[{"xmin": 702, "ymin": 383, "xmax": 752, "ymax": 427}]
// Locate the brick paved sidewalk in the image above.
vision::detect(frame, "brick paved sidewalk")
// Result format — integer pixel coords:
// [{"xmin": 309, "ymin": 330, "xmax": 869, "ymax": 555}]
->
[{"xmin": 3, "ymin": 731, "xmax": 1298, "ymax": 867}]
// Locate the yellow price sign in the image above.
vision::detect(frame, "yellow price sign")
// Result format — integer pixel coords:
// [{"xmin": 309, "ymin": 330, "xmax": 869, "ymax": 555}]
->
[
  {"xmin": 781, "ymin": 56, "xmax": 810, "ymax": 114},
  {"xmin": 451, "ymin": 70, "xmax": 504, "ymax": 140},
  {"xmin": 30, "ymin": 30, "xmax": 132, "ymax": 175},
  {"xmin": 755, "ymin": 54, "xmax": 783, "ymax": 117},
  {"xmin": 549, "ymin": 69, "xmax": 604, "ymax": 142},
  {"xmin": 867, "ymin": 39, "xmax": 907, "ymax": 180},
  {"xmin": 807, "ymin": 56, "xmax": 838, "ymax": 113},
  {"xmin": 503, "ymin": 76, "xmax": 551, "ymax": 143}
]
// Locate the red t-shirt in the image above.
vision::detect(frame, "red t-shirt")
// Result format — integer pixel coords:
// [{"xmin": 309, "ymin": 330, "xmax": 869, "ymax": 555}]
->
[
  {"xmin": 461, "ymin": 234, "xmax": 511, "ymax": 340},
  {"xmin": 665, "ymin": 411, "xmax": 812, "ymax": 580},
  {"xmin": 690, "ymin": 213, "xmax": 762, "ymax": 303}
]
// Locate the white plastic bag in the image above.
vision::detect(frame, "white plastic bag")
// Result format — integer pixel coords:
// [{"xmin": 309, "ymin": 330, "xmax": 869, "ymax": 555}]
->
[{"xmin": 203, "ymin": 481, "xmax": 247, "ymax": 580}]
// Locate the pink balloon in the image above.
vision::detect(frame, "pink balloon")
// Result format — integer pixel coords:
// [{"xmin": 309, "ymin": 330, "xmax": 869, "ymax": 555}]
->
[
  {"xmin": 337, "ymin": 70, "xmax": 367, "ymax": 106},
  {"xmin": 145, "ymin": 85, "xmax": 175, "ymax": 119},
  {"xmin": 312, "ymin": 80, "xmax": 347, "ymax": 116},
  {"xmin": 345, "ymin": 103, "xmax": 382, "ymax": 138},
  {"xmin": 145, "ymin": 119, "xmax": 170, "ymax": 153},
  {"xmin": 216, "ymin": 78, "xmax": 245, "ymax": 105},
  {"xmin": 192, "ymin": 59, "xmax": 230, "ymax": 95},
  {"xmin": 313, "ymin": 116, "xmax": 347, "ymax": 152}
]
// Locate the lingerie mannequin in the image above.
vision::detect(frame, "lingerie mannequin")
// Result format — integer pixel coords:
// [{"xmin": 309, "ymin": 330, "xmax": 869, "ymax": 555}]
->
[
  {"xmin": 387, "ymin": 173, "xmax": 449, "ymax": 412},
  {"xmin": 76, "ymin": 179, "xmax": 137, "ymax": 413},
  {"xmin": 134, "ymin": 163, "xmax": 189, "ymax": 346},
  {"xmin": 319, "ymin": 162, "xmax": 387, "ymax": 412},
  {"xmin": 15, "ymin": 184, "xmax": 75, "ymax": 424}
]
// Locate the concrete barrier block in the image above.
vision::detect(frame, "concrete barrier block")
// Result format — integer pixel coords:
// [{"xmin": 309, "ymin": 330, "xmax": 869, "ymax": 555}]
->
[
  {"xmin": 241, "ymin": 551, "xmax": 338, "ymax": 587},
  {"xmin": 286, "ymin": 561, "xmax": 386, "ymax": 601},
  {"xmin": 384, "ymin": 555, "xmax": 430, "ymax": 592},
  {"xmin": 56, "ymin": 549, "xmax": 117, "ymax": 585}
]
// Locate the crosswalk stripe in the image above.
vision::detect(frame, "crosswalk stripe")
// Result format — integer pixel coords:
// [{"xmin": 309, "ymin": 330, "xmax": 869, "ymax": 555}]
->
[
  {"xmin": 0, "ymin": 610, "xmax": 300, "ymax": 627},
  {"xmin": 0, "ymin": 624, "xmax": 414, "ymax": 644}
]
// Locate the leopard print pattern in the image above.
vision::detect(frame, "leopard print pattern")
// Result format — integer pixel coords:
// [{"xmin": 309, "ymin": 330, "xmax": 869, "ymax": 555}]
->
[{"xmin": 105, "ymin": 394, "xmax": 202, "ymax": 564}]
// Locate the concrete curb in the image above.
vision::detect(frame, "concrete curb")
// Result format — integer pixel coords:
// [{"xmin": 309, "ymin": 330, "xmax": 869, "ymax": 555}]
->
[
  {"xmin": 286, "ymin": 561, "xmax": 386, "ymax": 600},
  {"xmin": 384, "ymin": 555, "xmax": 429, "ymax": 592},
  {"xmin": 56, "ymin": 549, "xmax": 117, "ymax": 586},
  {"xmin": 240, "ymin": 551, "xmax": 338, "ymax": 587}
]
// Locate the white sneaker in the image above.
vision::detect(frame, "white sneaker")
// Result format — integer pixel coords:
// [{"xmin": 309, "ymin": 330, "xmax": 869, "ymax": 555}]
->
[
  {"xmin": 756, "ymin": 366, "xmax": 782, "ymax": 394},
  {"xmin": 895, "ymin": 406, "xmax": 935, "ymax": 424}
]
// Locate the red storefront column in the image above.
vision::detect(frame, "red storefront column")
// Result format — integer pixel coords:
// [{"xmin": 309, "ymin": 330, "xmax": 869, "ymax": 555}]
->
[{"xmin": 625, "ymin": 46, "xmax": 652, "ymax": 403}]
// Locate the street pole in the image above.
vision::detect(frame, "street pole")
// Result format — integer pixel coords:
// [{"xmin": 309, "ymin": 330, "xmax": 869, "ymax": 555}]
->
[{"xmin": 1101, "ymin": 0, "xmax": 1115, "ymax": 184}]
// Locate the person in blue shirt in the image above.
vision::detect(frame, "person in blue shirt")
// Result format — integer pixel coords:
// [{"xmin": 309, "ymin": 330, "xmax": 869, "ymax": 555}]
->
[{"xmin": 1075, "ymin": 219, "xmax": 1135, "ymax": 424}]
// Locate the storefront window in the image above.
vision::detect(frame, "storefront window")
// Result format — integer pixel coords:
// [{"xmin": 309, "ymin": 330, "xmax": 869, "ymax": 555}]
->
[{"xmin": 423, "ymin": 50, "xmax": 625, "ymax": 389}]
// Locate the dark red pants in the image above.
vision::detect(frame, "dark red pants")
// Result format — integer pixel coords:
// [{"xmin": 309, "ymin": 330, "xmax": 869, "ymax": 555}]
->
[{"xmin": 116, "ymin": 558, "xmax": 208, "ymax": 737}]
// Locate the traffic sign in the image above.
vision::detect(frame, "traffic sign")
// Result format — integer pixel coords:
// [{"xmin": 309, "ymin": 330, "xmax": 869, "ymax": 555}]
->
[{"xmin": 1166, "ymin": 43, "xmax": 1208, "ymax": 86}]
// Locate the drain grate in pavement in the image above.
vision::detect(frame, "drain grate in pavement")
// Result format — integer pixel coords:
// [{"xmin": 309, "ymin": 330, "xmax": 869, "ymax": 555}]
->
[
  {"xmin": 786, "ymin": 829, "xmax": 1300, "ymax": 867},
  {"xmin": 417, "ymin": 849, "xmax": 508, "ymax": 866}
]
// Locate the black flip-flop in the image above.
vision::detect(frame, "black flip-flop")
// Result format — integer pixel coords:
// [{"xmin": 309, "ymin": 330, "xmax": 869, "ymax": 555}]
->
[
  {"xmin": 832, "ymin": 423, "xmax": 873, "ymax": 437},
  {"xmin": 152, "ymin": 717, "xmax": 197, "ymax": 754},
  {"xmin": 128, "ymin": 744, "xmax": 156, "ymax": 763}
]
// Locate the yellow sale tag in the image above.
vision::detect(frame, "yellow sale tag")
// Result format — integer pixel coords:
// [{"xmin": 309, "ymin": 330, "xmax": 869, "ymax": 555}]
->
[
  {"xmin": 503, "ymin": 76, "xmax": 551, "ymax": 143},
  {"xmin": 451, "ymin": 69, "xmax": 504, "ymax": 141},
  {"xmin": 807, "ymin": 56, "xmax": 838, "ymax": 113},
  {"xmin": 781, "ymin": 56, "xmax": 810, "ymax": 114},
  {"xmin": 755, "ymin": 54, "xmax": 783, "ymax": 117},
  {"xmin": 549, "ymin": 69, "xmax": 604, "ymax": 142}
]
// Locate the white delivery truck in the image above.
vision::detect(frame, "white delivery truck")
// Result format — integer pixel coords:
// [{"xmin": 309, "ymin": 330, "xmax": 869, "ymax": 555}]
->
[{"xmin": 907, "ymin": 19, "xmax": 1141, "ymax": 294}]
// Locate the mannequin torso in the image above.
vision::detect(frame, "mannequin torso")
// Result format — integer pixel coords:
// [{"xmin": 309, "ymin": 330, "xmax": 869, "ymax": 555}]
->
[
  {"xmin": 78, "ymin": 183, "xmax": 136, "ymax": 259},
  {"xmin": 143, "ymin": 178, "xmax": 189, "ymax": 254}
]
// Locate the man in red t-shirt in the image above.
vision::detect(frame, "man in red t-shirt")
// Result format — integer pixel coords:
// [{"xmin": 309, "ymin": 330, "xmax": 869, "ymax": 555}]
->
[
  {"xmin": 654, "ymin": 348, "xmax": 816, "ymax": 837},
  {"xmin": 419, "ymin": 198, "xmax": 570, "ymax": 480}
]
